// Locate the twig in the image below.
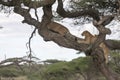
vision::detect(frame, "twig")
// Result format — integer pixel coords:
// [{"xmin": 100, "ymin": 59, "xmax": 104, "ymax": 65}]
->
[
  {"xmin": 26, "ymin": 4, "xmax": 39, "ymax": 61},
  {"xmin": 26, "ymin": 27, "xmax": 36, "ymax": 61}
]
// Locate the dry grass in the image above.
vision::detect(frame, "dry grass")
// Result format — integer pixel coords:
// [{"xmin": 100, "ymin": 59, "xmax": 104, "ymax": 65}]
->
[{"xmin": 0, "ymin": 76, "xmax": 28, "ymax": 80}]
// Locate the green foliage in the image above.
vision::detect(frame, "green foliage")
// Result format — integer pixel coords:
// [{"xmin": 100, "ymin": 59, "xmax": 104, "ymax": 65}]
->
[
  {"xmin": 68, "ymin": 0, "xmax": 112, "ymax": 24},
  {"xmin": 43, "ymin": 57, "xmax": 92, "ymax": 80},
  {"xmin": 0, "ymin": 57, "xmax": 100, "ymax": 80},
  {"xmin": 73, "ymin": 0, "xmax": 107, "ymax": 7},
  {"xmin": 26, "ymin": 72, "xmax": 42, "ymax": 80},
  {"xmin": 44, "ymin": 59, "xmax": 63, "ymax": 64},
  {"xmin": 0, "ymin": 66, "xmax": 24, "ymax": 77},
  {"xmin": 109, "ymin": 51, "xmax": 120, "ymax": 74},
  {"xmin": 68, "ymin": 57, "xmax": 92, "ymax": 72},
  {"xmin": 45, "ymin": 57, "xmax": 91, "ymax": 74},
  {"xmin": 71, "ymin": 0, "xmax": 109, "ymax": 9},
  {"xmin": 0, "ymin": 56, "xmax": 120, "ymax": 80}
]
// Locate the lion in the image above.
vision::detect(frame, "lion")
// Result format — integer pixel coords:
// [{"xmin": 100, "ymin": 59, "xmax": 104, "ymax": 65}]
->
[
  {"xmin": 47, "ymin": 22, "xmax": 69, "ymax": 36},
  {"xmin": 47, "ymin": 22, "xmax": 78, "ymax": 41},
  {"xmin": 77, "ymin": 30, "xmax": 109, "ymax": 63}
]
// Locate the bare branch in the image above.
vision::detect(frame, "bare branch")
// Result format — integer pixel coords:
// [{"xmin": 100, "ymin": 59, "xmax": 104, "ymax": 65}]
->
[
  {"xmin": 93, "ymin": 15, "xmax": 114, "ymax": 26},
  {"xmin": 0, "ymin": 0, "xmax": 119, "ymax": 53},
  {"xmin": 26, "ymin": 27, "xmax": 36, "ymax": 59},
  {"xmin": 14, "ymin": 6, "xmax": 40, "ymax": 29},
  {"xmin": 105, "ymin": 39, "xmax": 120, "ymax": 50},
  {"xmin": 0, "ymin": 0, "xmax": 56, "ymax": 8},
  {"xmin": 57, "ymin": 0, "xmax": 100, "ymax": 21},
  {"xmin": 0, "ymin": 57, "xmax": 34, "ymax": 68},
  {"xmin": 23, "ymin": 0, "xmax": 56, "ymax": 8},
  {"xmin": 0, "ymin": 0, "xmax": 120, "ymax": 80}
]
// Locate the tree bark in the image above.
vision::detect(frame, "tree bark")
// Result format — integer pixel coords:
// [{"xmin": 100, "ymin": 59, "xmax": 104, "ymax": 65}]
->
[
  {"xmin": 92, "ymin": 47, "xmax": 120, "ymax": 80},
  {"xmin": 0, "ymin": 0, "xmax": 120, "ymax": 80}
]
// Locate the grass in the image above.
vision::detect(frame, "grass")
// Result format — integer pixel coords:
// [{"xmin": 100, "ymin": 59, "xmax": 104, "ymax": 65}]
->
[{"xmin": 0, "ymin": 55, "xmax": 120, "ymax": 80}]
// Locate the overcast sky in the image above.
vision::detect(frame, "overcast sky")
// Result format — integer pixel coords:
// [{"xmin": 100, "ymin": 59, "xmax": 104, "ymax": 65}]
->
[
  {"xmin": 0, "ymin": 11, "xmax": 87, "ymax": 61},
  {"xmin": 0, "ymin": 0, "xmax": 119, "ymax": 62}
]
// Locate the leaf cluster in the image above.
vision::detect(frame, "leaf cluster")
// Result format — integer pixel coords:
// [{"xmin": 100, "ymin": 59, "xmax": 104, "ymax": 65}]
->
[{"xmin": 70, "ymin": 0, "xmax": 117, "ymax": 14}]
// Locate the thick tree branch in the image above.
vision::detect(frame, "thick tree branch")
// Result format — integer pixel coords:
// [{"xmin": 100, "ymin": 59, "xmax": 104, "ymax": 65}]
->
[
  {"xmin": 14, "ymin": 6, "xmax": 40, "ymax": 28},
  {"xmin": 89, "ymin": 14, "xmax": 115, "ymax": 52},
  {"xmin": 0, "ymin": 0, "xmax": 56, "ymax": 8},
  {"xmin": 37, "ymin": 5, "xmax": 88, "ymax": 51},
  {"xmin": 84, "ymin": 16, "xmax": 114, "ymax": 55},
  {"xmin": 23, "ymin": 0, "xmax": 56, "ymax": 8},
  {"xmin": 105, "ymin": 40, "xmax": 120, "ymax": 50},
  {"xmin": 1, "ymin": 0, "xmax": 120, "ymax": 52},
  {"xmin": 0, "ymin": 1, "xmax": 120, "ymax": 80},
  {"xmin": 57, "ymin": 0, "xmax": 100, "ymax": 21},
  {"xmin": 93, "ymin": 15, "xmax": 115, "ymax": 26},
  {"xmin": 92, "ymin": 47, "xmax": 119, "ymax": 80},
  {"xmin": 84, "ymin": 16, "xmax": 120, "ymax": 80},
  {"xmin": 0, "ymin": 0, "xmax": 18, "ymax": 6}
]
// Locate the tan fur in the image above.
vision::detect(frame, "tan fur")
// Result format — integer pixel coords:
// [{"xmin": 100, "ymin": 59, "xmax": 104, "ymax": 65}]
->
[
  {"xmin": 77, "ymin": 31, "xmax": 109, "ymax": 63},
  {"xmin": 47, "ymin": 22, "xmax": 69, "ymax": 36}
]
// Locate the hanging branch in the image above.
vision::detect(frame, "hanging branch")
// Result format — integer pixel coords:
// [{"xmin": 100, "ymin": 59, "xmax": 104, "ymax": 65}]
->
[
  {"xmin": 26, "ymin": 28, "xmax": 37, "ymax": 72},
  {"xmin": 0, "ymin": 0, "xmax": 120, "ymax": 80},
  {"xmin": 26, "ymin": 27, "xmax": 36, "ymax": 58},
  {"xmin": 26, "ymin": 0, "xmax": 39, "ymax": 62}
]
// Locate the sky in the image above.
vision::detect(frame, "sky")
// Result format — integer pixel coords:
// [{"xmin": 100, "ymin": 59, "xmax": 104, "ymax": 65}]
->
[
  {"xmin": 0, "ymin": 12, "xmax": 87, "ymax": 61},
  {"xmin": 0, "ymin": 0, "xmax": 120, "ymax": 62},
  {"xmin": 0, "ymin": 0, "xmax": 91, "ymax": 61}
]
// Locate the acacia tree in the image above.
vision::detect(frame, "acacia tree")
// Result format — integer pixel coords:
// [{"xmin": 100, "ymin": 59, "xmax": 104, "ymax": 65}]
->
[{"xmin": 0, "ymin": 0, "xmax": 120, "ymax": 80}]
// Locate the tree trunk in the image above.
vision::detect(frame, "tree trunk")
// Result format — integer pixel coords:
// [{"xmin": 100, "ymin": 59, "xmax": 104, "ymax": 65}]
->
[
  {"xmin": 1, "ymin": 0, "xmax": 120, "ymax": 80},
  {"xmin": 92, "ymin": 47, "xmax": 120, "ymax": 80}
]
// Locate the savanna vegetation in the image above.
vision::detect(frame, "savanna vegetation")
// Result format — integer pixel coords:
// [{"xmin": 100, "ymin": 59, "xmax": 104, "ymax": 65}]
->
[
  {"xmin": 0, "ymin": 51, "xmax": 119, "ymax": 80},
  {"xmin": 0, "ymin": 0, "xmax": 120, "ymax": 80}
]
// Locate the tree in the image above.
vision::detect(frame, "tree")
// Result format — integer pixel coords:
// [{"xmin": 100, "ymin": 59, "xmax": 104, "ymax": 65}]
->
[{"xmin": 0, "ymin": 0, "xmax": 120, "ymax": 80}]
